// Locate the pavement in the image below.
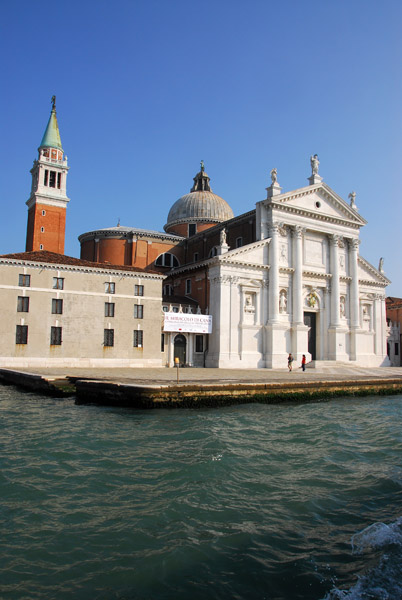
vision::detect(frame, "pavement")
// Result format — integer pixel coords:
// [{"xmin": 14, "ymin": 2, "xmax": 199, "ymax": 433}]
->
[{"xmin": 8, "ymin": 365, "xmax": 402, "ymax": 386}]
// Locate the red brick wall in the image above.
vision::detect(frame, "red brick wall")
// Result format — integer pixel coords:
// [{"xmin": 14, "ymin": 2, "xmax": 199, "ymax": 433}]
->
[
  {"xmin": 80, "ymin": 236, "xmax": 184, "ymax": 269},
  {"xmin": 26, "ymin": 204, "xmax": 66, "ymax": 253}
]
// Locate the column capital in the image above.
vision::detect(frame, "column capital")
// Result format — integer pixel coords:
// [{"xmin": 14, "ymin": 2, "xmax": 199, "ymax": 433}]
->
[
  {"xmin": 270, "ymin": 223, "xmax": 280, "ymax": 236},
  {"xmin": 292, "ymin": 225, "xmax": 305, "ymax": 238},
  {"xmin": 329, "ymin": 233, "xmax": 342, "ymax": 247},
  {"xmin": 348, "ymin": 238, "xmax": 360, "ymax": 251}
]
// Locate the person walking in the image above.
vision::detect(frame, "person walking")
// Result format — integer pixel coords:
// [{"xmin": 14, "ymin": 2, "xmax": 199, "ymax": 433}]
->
[
  {"xmin": 288, "ymin": 353, "xmax": 294, "ymax": 372},
  {"xmin": 301, "ymin": 354, "xmax": 306, "ymax": 371}
]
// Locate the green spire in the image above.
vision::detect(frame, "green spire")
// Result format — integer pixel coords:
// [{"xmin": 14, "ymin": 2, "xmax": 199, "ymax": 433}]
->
[{"xmin": 39, "ymin": 96, "xmax": 63, "ymax": 150}]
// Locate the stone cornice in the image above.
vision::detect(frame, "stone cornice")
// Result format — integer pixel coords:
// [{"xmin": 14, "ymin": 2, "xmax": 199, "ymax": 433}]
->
[
  {"xmin": 359, "ymin": 279, "xmax": 388, "ymax": 289},
  {"xmin": 302, "ymin": 270, "xmax": 331, "ymax": 280},
  {"xmin": 268, "ymin": 202, "xmax": 362, "ymax": 229},
  {"xmin": 26, "ymin": 195, "xmax": 70, "ymax": 209},
  {"xmin": 78, "ymin": 229, "xmax": 184, "ymax": 244},
  {"xmin": 0, "ymin": 258, "xmax": 164, "ymax": 279},
  {"xmin": 219, "ymin": 259, "xmax": 270, "ymax": 271}
]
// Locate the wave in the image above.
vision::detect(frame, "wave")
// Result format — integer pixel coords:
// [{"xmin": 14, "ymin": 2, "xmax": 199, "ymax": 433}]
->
[{"xmin": 324, "ymin": 516, "xmax": 402, "ymax": 599}]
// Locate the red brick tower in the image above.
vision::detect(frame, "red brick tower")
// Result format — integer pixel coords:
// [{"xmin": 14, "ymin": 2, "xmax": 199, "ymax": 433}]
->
[{"xmin": 26, "ymin": 96, "xmax": 70, "ymax": 253}]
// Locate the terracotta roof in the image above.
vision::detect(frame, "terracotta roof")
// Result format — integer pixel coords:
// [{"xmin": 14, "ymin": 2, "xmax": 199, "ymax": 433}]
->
[
  {"xmin": 386, "ymin": 296, "xmax": 402, "ymax": 308},
  {"xmin": 0, "ymin": 251, "xmax": 164, "ymax": 275}
]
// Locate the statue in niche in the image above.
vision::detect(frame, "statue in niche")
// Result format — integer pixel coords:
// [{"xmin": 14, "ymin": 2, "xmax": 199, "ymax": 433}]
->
[
  {"xmin": 339, "ymin": 254, "xmax": 345, "ymax": 268},
  {"xmin": 310, "ymin": 154, "xmax": 320, "ymax": 174},
  {"xmin": 362, "ymin": 305, "xmax": 371, "ymax": 329},
  {"xmin": 270, "ymin": 168, "xmax": 278, "ymax": 184},
  {"xmin": 280, "ymin": 243, "xmax": 287, "ymax": 261},
  {"xmin": 244, "ymin": 294, "xmax": 255, "ymax": 313},
  {"xmin": 220, "ymin": 228, "xmax": 227, "ymax": 246},
  {"xmin": 340, "ymin": 296, "xmax": 346, "ymax": 317},
  {"xmin": 279, "ymin": 290, "xmax": 287, "ymax": 313}
]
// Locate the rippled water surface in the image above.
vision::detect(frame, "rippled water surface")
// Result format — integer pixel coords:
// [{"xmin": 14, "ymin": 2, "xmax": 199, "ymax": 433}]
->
[{"xmin": 1, "ymin": 386, "xmax": 402, "ymax": 600}]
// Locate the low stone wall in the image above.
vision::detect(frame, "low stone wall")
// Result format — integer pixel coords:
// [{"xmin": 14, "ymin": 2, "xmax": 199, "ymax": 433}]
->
[{"xmin": 75, "ymin": 379, "xmax": 402, "ymax": 408}]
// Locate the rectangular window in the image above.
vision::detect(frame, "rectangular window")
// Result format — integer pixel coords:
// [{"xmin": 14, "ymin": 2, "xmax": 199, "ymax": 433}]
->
[
  {"xmin": 105, "ymin": 282, "xmax": 115, "ymax": 294},
  {"xmin": 195, "ymin": 335, "xmax": 204, "ymax": 353},
  {"xmin": 44, "ymin": 170, "xmax": 49, "ymax": 186},
  {"xmin": 188, "ymin": 223, "xmax": 196, "ymax": 237},
  {"xmin": 236, "ymin": 237, "xmax": 243, "ymax": 248},
  {"xmin": 134, "ymin": 304, "xmax": 144, "ymax": 319},
  {"xmin": 49, "ymin": 171, "xmax": 56, "ymax": 188},
  {"xmin": 104, "ymin": 329, "xmax": 114, "ymax": 347},
  {"xmin": 133, "ymin": 330, "xmax": 143, "ymax": 348},
  {"xmin": 17, "ymin": 296, "xmax": 29, "ymax": 312},
  {"xmin": 134, "ymin": 285, "xmax": 144, "ymax": 296},
  {"xmin": 16, "ymin": 325, "xmax": 28, "ymax": 344},
  {"xmin": 161, "ymin": 333, "xmax": 165, "ymax": 352},
  {"xmin": 52, "ymin": 299, "xmax": 63, "ymax": 314},
  {"xmin": 185, "ymin": 279, "xmax": 191, "ymax": 295},
  {"xmin": 53, "ymin": 277, "xmax": 64, "ymax": 290},
  {"xmin": 193, "ymin": 252, "xmax": 199, "ymax": 262},
  {"xmin": 105, "ymin": 302, "xmax": 115, "ymax": 317},
  {"xmin": 50, "ymin": 326, "xmax": 62, "ymax": 345},
  {"xmin": 18, "ymin": 274, "xmax": 31, "ymax": 287},
  {"xmin": 57, "ymin": 173, "xmax": 61, "ymax": 189},
  {"xmin": 395, "ymin": 343, "xmax": 399, "ymax": 356}
]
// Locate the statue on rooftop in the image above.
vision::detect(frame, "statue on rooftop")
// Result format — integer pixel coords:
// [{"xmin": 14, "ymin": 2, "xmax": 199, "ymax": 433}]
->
[
  {"xmin": 51, "ymin": 95, "xmax": 56, "ymax": 111},
  {"xmin": 378, "ymin": 257, "xmax": 384, "ymax": 273},
  {"xmin": 270, "ymin": 168, "xmax": 278, "ymax": 184},
  {"xmin": 348, "ymin": 191, "xmax": 357, "ymax": 209},
  {"xmin": 310, "ymin": 154, "xmax": 319, "ymax": 175},
  {"xmin": 220, "ymin": 228, "xmax": 227, "ymax": 246}
]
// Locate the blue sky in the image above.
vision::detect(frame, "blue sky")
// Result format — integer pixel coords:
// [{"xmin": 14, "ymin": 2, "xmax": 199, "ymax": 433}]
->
[{"xmin": 1, "ymin": 0, "xmax": 401, "ymax": 293}]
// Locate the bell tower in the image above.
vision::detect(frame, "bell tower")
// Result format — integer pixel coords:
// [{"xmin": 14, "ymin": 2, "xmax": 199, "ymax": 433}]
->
[{"xmin": 26, "ymin": 96, "xmax": 70, "ymax": 253}]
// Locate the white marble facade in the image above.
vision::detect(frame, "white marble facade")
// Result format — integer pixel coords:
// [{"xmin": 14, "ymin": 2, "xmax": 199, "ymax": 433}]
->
[{"xmin": 206, "ymin": 174, "xmax": 390, "ymax": 368}]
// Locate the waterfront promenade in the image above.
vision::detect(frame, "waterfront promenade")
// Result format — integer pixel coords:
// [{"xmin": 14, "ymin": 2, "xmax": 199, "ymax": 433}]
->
[
  {"xmin": 1, "ymin": 364, "xmax": 402, "ymax": 407},
  {"xmin": 4, "ymin": 364, "xmax": 402, "ymax": 385}
]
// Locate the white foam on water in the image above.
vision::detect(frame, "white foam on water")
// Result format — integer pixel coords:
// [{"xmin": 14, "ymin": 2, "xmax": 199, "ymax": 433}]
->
[{"xmin": 323, "ymin": 517, "xmax": 402, "ymax": 600}]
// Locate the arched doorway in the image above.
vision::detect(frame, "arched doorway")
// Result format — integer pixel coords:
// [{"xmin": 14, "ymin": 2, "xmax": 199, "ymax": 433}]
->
[{"xmin": 174, "ymin": 334, "xmax": 187, "ymax": 366}]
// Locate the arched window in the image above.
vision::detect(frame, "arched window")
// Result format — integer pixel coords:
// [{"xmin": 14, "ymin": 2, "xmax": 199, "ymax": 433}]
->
[
  {"xmin": 208, "ymin": 246, "xmax": 218, "ymax": 258},
  {"xmin": 155, "ymin": 253, "xmax": 180, "ymax": 268}
]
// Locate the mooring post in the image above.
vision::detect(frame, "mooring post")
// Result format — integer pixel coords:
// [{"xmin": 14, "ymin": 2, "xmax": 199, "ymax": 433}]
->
[{"xmin": 174, "ymin": 356, "xmax": 180, "ymax": 384}]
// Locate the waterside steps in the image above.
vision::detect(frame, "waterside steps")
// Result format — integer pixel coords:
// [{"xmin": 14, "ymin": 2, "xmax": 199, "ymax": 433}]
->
[{"xmin": 1, "ymin": 367, "xmax": 402, "ymax": 408}]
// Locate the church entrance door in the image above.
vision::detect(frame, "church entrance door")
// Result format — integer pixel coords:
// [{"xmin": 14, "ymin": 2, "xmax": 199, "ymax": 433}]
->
[
  {"xmin": 174, "ymin": 334, "xmax": 187, "ymax": 366},
  {"xmin": 304, "ymin": 312, "xmax": 316, "ymax": 359}
]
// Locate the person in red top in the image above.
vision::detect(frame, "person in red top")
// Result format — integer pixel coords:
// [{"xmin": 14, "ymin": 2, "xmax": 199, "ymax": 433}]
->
[{"xmin": 301, "ymin": 354, "xmax": 306, "ymax": 371}]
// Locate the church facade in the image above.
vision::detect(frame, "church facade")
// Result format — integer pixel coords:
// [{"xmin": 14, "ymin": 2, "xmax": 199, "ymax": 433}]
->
[{"xmin": 0, "ymin": 101, "xmax": 391, "ymax": 368}]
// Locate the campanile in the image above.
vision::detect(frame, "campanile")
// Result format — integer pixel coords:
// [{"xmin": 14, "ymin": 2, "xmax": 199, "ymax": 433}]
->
[{"xmin": 25, "ymin": 96, "xmax": 70, "ymax": 253}]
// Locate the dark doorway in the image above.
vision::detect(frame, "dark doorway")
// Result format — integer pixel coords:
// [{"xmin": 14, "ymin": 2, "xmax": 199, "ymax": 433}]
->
[
  {"xmin": 304, "ymin": 312, "xmax": 317, "ymax": 359},
  {"xmin": 174, "ymin": 334, "xmax": 187, "ymax": 366}
]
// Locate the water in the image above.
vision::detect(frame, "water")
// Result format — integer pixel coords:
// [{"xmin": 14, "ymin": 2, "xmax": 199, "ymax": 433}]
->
[{"xmin": 1, "ymin": 386, "xmax": 401, "ymax": 600}]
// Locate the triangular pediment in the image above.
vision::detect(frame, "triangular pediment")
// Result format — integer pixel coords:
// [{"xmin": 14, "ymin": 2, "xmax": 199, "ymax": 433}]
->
[
  {"xmin": 267, "ymin": 183, "xmax": 367, "ymax": 228},
  {"xmin": 358, "ymin": 256, "xmax": 390, "ymax": 287},
  {"xmin": 217, "ymin": 238, "xmax": 270, "ymax": 268}
]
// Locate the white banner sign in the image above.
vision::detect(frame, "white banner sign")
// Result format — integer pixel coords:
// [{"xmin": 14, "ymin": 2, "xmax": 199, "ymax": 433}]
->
[{"xmin": 163, "ymin": 312, "xmax": 213, "ymax": 334}]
